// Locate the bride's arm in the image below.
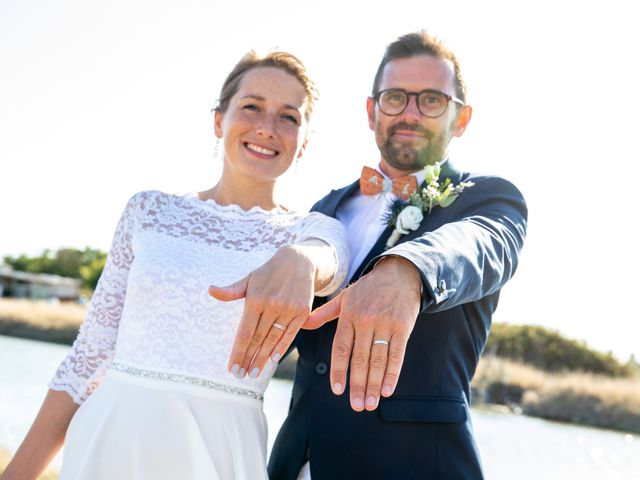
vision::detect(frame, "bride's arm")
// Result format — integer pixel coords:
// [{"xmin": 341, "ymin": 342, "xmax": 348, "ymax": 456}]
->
[
  {"xmin": 0, "ymin": 390, "xmax": 77, "ymax": 480},
  {"xmin": 208, "ymin": 213, "xmax": 348, "ymax": 378},
  {"xmin": 2, "ymin": 194, "xmax": 140, "ymax": 479},
  {"xmin": 286, "ymin": 237, "xmax": 342, "ymax": 293}
]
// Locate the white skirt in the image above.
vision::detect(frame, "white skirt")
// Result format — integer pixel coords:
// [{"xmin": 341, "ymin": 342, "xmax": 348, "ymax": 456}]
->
[{"xmin": 60, "ymin": 368, "xmax": 268, "ymax": 480}]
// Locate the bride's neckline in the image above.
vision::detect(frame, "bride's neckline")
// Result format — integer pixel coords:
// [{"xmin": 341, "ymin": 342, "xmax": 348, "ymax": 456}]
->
[{"xmin": 183, "ymin": 192, "xmax": 291, "ymax": 216}]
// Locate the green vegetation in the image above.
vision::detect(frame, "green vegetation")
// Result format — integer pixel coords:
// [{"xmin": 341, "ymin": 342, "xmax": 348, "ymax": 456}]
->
[
  {"xmin": 485, "ymin": 322, "xmax": 635, "ymax": 378},
  {"xmin": 4, "ymin": 248, "xmax": 106, "ymax": 291},
  {"xmin": 476, "ymin": 324, "xmax": 639, "ymax": 432}
]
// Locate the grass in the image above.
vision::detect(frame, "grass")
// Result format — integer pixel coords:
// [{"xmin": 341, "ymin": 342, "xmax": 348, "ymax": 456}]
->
[
  {"xmin": 0, "ymin": 298, "xmax": 85, "ymax": 345},
  {"xmin": 473, "ymin": 356, "xmax": 640, "ymax": 433},
  {"xmin": 0, "ymin": 448, "xmax": 59, "ymax": 480}
]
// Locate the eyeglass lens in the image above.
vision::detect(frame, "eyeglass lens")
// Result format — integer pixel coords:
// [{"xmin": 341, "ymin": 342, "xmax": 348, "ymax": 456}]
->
[{"xmin": 378, "ymin": 90, "xmax": 449, "ymax": 117}]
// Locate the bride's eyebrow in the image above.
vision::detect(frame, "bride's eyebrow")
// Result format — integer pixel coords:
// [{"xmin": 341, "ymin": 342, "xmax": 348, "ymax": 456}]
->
[
  {"xmin": 240, "ymin": 95, "xmax": 265, "ymax": 101},
  {"xmin": 241, "ymin": 95, "xmax": 302, "ymax": 112}
]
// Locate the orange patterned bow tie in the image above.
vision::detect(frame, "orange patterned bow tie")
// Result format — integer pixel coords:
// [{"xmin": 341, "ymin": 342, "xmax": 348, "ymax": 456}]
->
[{"xmin": 359, "ymin": 166, "xmax": 418, "ymax": 201}]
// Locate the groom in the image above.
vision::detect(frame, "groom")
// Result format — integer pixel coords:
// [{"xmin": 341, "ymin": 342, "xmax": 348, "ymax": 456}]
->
[{"xmin": 268, "ymin": 31, "xmax": 528, "ymax": 479}]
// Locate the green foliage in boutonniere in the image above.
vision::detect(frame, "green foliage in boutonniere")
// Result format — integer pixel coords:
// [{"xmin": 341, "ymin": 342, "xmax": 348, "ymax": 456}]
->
[{"xmin": 383, "ymin": 163, "xmax": 475, "ymax": 249}]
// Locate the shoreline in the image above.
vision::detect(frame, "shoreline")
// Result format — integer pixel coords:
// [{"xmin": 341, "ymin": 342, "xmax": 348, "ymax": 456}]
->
[{"xmin": 2, "ymin": 299, "xmax": 639, "ymax": 435}]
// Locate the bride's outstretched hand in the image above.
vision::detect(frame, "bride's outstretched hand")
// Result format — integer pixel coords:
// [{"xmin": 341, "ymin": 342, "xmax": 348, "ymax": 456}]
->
[{"xmin": 208, "ymin": 244, "xmax": 320, "ymax": 379}]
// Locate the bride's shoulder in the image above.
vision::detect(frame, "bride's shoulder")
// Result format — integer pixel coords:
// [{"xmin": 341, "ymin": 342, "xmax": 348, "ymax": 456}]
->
[{"xmin": 119, "ymin": 190, "xmax": 187, "ymax": 217}]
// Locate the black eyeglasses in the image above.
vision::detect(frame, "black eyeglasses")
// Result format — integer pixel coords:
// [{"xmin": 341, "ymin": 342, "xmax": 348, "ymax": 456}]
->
[{"xmin": 373, "ymin": 89, "xmax": 465, "ymax": 118}]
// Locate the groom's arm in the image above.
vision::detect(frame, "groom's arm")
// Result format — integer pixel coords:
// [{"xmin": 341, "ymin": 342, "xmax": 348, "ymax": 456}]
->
[
  {"xmin": 373, "ymin": 176, "xmax": 527, "ymax": 311},
  {"xmin": 304, "ymin": 175, "xmax": 528, "ymax": 411}
]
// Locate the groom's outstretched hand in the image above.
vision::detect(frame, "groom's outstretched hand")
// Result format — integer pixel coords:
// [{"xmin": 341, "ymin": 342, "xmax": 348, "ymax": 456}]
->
[{"xmin": 303, "ymin": 256, "xmax": 421, "ymax": 412}]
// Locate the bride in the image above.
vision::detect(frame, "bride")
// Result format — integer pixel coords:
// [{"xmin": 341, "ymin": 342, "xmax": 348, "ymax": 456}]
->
[{"xmin": 2, "ymin": 51, "xmax": 348, "ymax": 480}]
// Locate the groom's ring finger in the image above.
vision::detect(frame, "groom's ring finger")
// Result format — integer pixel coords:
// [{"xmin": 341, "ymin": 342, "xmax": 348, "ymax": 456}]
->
[{"xmin": 364, "ymin": 337, "xmax": 390, "ymax": 411}]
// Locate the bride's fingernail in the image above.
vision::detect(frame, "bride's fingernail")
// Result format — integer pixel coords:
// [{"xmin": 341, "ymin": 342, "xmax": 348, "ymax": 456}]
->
[
  {"xmin": 230, "ymin": 364, "xmax": 240, "ymax": 376},
  {"xmin": 271, "ymin": 352, "xmax": 281, "ymax": 362},
  {"xmin": 237, "ymin": 368, "xmax": 246, "ymax": 378},
  {"xmin": 249, "ymin": 367, "xmax": 260, "ymax": 378}
]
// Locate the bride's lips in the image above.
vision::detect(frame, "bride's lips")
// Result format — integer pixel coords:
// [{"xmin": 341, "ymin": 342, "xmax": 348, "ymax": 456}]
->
[{"xmin": 243, "ymin": 142, "xmax": 279, "ymax": 158}]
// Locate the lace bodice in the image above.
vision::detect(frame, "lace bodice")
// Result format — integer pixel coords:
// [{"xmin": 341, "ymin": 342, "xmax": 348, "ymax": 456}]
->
[{"xmin": 49, "ymin": 191, "xmax": 348, "ymax": 404}]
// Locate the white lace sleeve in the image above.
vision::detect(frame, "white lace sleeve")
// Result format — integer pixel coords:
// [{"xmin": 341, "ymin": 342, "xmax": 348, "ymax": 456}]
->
[
  {"xmin": 49, "ymin": 194, "xmax": 138, "ymax": 404},
  {"xmin": 296, "ymin": 212, "xmax": 349, "ymax": 297}
]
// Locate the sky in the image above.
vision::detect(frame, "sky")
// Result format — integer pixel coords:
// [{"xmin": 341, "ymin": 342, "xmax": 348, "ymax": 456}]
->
[{"xmin": 1, "ymin": 0, "xmax": 639, "ymax": 361}]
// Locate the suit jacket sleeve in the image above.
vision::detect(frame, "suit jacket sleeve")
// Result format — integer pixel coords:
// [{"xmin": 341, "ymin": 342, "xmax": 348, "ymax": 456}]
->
[{"xmin": 363, "ymin": 175, "xmax": 528, "ymax": 313}]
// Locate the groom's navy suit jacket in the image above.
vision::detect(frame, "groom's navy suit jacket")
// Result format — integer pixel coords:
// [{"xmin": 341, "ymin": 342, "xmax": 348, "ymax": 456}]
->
[{"xmin": 268, "ymin": 162, "xmax": 527, "ymax": 480}]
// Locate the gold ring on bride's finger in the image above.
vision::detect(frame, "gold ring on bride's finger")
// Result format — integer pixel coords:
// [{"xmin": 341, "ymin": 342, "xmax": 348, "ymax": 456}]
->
[{"xmin": 272, "ymin": 322, "xmax": 287, "ymax": 331}]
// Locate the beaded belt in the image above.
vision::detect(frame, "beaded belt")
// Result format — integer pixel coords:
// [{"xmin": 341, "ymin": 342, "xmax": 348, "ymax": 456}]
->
[{"xmin": 111, "ymin": 362, "xmax": 263, "ymax": 401}]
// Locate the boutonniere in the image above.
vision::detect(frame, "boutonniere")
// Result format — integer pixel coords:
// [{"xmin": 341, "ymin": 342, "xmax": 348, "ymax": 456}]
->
[{"xmin": 383, "ymin": 163, "xmax": 475, "ymax": 249}]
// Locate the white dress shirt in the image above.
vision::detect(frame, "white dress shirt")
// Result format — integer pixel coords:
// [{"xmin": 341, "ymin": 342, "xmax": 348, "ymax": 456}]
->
[
  {"xmin": 297, "ymin": 165, "xmax": 426, "ymax": 480},
  {"xmin": 336, "ymin": 166, "xmax": 426, "ymax": 285}
]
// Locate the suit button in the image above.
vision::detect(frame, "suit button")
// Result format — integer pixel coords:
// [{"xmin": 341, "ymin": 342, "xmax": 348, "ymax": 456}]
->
[
  {"xmin": 315, "ymin": 362, "xmax": 328, "ymax": 375},
  {"xmin": 437, "ymin": 279, "xmax": 447, "ymax": 295}
]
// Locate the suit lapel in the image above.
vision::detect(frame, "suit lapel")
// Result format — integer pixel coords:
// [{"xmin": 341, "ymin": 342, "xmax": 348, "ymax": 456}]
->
[
  {"xmin": 316, "ymin": 180, "xmax": 360, "ymax": 217},
  {"xmin": 439, "ymin": 159, "xmax": 463, "ymax": 185},
  {"xmin": 348, "ymin": 160, "xmax": 465, "ymax": 280},
  {"xmin": 348, "ymin": 223, "xmax": 394, "ymax": 282},
  {"xmin": 396, "ymin": 160, "xmax": 464, "ymax": 244},
  {"xmin": 321, "ymin": 161, "xmax": 465, "ymax": 283}
]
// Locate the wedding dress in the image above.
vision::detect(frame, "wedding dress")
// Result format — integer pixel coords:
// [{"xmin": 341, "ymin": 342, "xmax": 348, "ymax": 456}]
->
[{"xmin": 49, "ymin": 191, "xmax": 348, "ymax": 479}]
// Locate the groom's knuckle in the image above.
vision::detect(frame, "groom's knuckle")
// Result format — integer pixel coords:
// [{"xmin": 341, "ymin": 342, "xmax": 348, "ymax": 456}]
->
[
  {"xmin": 388, "ymin": 348, "xmax": 405, "ymax": 363},
  {"xmin": 369, "ymin": 354, "xmax": 386, "ymax": 369},
  {"xmin": 384, "ymin": 371, "xmax": 399, "ymax": 383},
  {"xmin": 351, "ymin": 352, "xmax": 369, "ymax": 368},
  {"xmin": 333, "ymin": 343, "xmax": 351, "ymax": 359},
  {"xmin": 366, "ymin": 382, "xmax": 381, "ymax": 393}
]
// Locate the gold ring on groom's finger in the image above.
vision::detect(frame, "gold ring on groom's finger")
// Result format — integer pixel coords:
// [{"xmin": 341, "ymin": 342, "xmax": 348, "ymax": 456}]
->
[
  {"xmin": 372, "ymin": 339, "xmax": 389, "ymax": 346},
  {"xmin": 272, "ymin": 322, "xmax": 287, "ymax": 332}
]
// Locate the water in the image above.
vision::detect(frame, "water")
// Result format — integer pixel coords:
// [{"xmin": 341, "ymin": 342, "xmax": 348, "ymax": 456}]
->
[{"xmin": 1, "ymin": 335, "xmax": 639, "ymax": 479}]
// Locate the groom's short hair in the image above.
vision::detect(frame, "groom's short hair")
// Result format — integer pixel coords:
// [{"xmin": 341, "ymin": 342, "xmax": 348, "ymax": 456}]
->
[{"xmin": 372, "ymin": 31, "xmax": 467, "ymax": 103}]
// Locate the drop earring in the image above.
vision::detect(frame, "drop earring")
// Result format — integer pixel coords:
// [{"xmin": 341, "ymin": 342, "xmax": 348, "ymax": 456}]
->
[{"xmin": 214, "ymin": 139, "xmax": 221, "ymax": 160}]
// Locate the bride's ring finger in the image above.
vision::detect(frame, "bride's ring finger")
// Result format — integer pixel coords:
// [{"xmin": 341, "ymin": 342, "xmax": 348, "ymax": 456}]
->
[
  {"xmin": 245, "ymin": 318, "xmax": 289, "ymax": 378},
  {"xmin": 271, "ymin": 322, "xmax": 287, "ymax": 332}
]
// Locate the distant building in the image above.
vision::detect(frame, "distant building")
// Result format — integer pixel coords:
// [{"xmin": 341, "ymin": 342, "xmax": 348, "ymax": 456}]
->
[{"xmin": 0, "ymin": 266, "xmax": 81, "ymax": 301}]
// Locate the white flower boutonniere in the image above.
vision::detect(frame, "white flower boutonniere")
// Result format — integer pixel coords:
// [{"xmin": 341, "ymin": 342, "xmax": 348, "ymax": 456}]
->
[
  {"xmin": 384, "ymin": 162, "xmax": 475, "ymax": 249},
  {"xmin": 386, "ymin": 205, "xmax": 423, "ymax": 249}
]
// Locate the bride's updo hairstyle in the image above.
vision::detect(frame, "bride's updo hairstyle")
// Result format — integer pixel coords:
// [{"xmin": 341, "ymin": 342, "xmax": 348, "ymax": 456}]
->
[{"xmin": 214, "ymin": 51, "xmax": 319, "ymax": 122}]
